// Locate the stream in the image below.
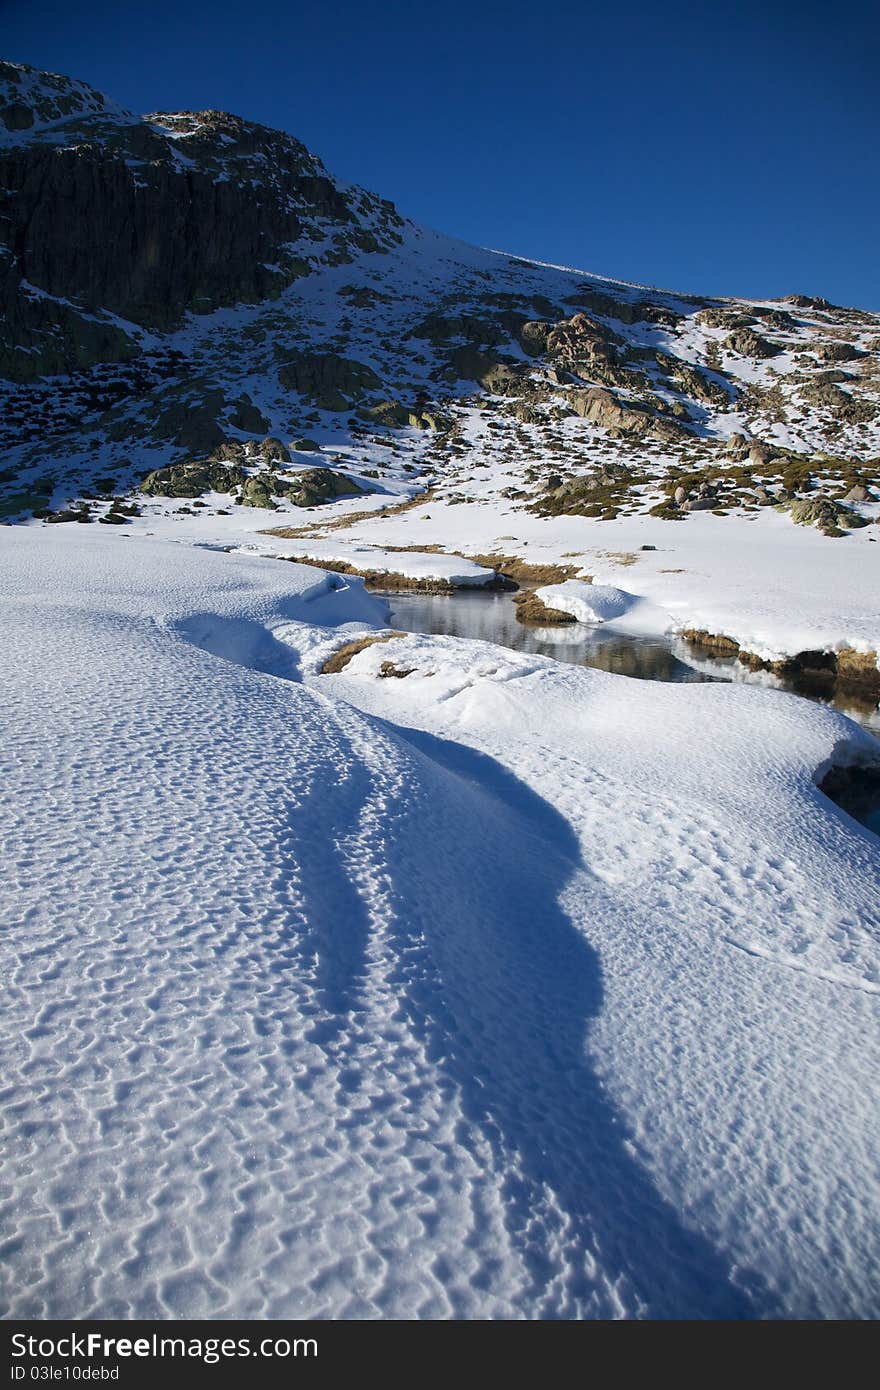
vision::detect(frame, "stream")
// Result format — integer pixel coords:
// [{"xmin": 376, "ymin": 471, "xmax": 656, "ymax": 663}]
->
[{"xmin": 383, "ymin": 588, "xmax": 880, "ymax": 835}]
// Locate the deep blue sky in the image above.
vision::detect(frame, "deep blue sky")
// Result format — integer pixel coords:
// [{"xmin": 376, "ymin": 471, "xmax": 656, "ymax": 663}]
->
[{"xmin": 4, "ymin": 0, "xmax": 879, "ymax": 306}]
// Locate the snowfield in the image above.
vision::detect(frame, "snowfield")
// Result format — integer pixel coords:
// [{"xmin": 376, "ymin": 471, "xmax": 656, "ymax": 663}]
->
[{"xmin": 2, "ymin": 527, "xmax": 878, "ymax": 1320}]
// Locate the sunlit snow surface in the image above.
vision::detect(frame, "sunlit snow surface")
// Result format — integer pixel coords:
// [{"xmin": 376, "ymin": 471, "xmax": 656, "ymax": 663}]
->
[{"xmin": 1, "ymin": 529, "xmax": 878, "ymax": 1319}]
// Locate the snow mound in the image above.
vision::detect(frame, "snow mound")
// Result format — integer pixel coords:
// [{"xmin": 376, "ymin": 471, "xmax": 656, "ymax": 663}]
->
[{"xmin": 535, "ymin": 579, "xmax": 635, "ymax": 624}]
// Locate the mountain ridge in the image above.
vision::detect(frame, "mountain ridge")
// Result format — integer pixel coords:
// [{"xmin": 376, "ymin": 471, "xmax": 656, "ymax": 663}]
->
[{"xmin": 1, "ymin": 58, "xmax": 878, "ymax": 536}]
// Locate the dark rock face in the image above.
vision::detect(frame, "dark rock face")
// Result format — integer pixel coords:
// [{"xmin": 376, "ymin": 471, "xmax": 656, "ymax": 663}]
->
[
  {"xmin": 0, "ymin": 63, "xmax": 404, "ymax": 381},
  {"xmin": 278, "ymin": 353, "xmax": 382, "ymax": 410},
  {"xmin": 230, "ymin": 398, "xmax": 270, "ymax": 434}
]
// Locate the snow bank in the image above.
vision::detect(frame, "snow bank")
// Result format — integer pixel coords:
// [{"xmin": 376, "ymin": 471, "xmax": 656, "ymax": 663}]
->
[
  {"xmin": 253, "ymin": 539, "xmax": 497, "ymax": 587},
  {"xmin": 322, "ymin": 629, "xmax": 880, "ymax": 1319},
  {"xmin": 2, "ymin": 528, "xmax": 878, "ymax": 1320}
]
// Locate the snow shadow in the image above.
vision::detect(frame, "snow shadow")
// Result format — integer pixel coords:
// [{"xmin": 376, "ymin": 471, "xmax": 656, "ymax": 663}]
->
[
  {"xmin": 173, "ymin": 613, "xmax": 304, "ymax": 682},
  {"xmin": 372, "ymin": 721, "xmax": 773, "ymax": 1318}
]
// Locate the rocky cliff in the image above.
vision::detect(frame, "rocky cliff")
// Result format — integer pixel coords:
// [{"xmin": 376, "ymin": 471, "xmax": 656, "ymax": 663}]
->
[{"xmin": 0, "ymin": 61, "xmax": 402, "ymax": 380}]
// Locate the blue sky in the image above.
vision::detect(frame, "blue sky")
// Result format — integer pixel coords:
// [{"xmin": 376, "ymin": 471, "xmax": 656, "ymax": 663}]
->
[{"xmin": 4, "ymin": 0, "xmax": 879, "ymax": 306}]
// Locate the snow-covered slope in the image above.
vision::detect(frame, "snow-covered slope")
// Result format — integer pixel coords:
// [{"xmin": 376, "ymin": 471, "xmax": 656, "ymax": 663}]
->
[{"xmin": 1, "ymin": 529, "xmax": 878, "ymax": 1319}]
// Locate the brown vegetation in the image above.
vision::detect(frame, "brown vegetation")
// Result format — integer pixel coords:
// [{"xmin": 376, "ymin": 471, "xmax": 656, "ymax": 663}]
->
[
  {"xmin": 682, "ymin": 629, "xmax": 880, "ymax": 698},
  {"xmin": 320, "ymin": 631, "xmax": 406, "ymax": 674},
  {"xmin": 513, "ymin": 591, "xmax": 577, "ymax": 625},
  {"xmin": 263, "ymin": 487, "xmax": 437, "ymax": 539},
  {"xmin": 281, "ymin": 556, "xmax": 457, "ymax": 592},
  {"xmin": 463, "ymin": 553, "xmax": 581, "ymax": 586},
  {"xmin": 681, "ymin": 628, "xmax": 741, "ymax": 656}
]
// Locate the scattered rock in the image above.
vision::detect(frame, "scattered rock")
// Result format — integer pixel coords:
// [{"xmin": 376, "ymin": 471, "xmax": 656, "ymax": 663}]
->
[
  {"xmin": 140, "ymin": 461, "xmax": 246, "ymax": 498},
  {"xmin": 788, "ymin": 495, "xmax": 854, "ymax": 536}
]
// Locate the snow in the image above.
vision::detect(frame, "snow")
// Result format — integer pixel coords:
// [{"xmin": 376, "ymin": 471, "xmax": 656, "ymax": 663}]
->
[
  {"xmin": 330, "ymin": 499, "xmax": 880, "ymax": 662},
  {"xmin": 0, "ymin": 62, "xmax": 134, "ymax": 148},
  {"xmin": 2, "ymin": 527, "xmax": 878, "ymax": 1320},
  {"xmin": 534, "ymin": 580, "xmax": 642, "ymax": 626},
  {"xmin": 238, "ymin": 538, "xmax": 498, "ymax": 586}
]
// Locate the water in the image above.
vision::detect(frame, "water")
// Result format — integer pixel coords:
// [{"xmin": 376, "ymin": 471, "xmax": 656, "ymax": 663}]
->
[
  {"xmin": 385, "ymin": 588, "xmax": 880, "ymax": 836},
  {"xmin": 387, "ymin": 589, "xmax": 709, "ymax": 684},
  {"xmin": 386, "ymin": 589, "xmax": 880, "ymax": 734}
]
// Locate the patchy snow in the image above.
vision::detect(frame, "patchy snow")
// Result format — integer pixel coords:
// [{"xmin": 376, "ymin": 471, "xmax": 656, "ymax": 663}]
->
[{"xmin": 1, "ymin": 527, "xmax": 878, "ymax": 1320}]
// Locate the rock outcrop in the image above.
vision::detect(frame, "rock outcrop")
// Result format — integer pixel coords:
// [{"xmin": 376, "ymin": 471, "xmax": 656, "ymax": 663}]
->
[
  {"xmin": 278, "ymin": 353, "xmax": 382, "ymax": 411},
  {"xmin": 568, "ymin": 386, "xmax": 684, "ymax": 442},
  {"xmin": 0, "ymin": 62, "xmax": 403, "ymax": 381}
]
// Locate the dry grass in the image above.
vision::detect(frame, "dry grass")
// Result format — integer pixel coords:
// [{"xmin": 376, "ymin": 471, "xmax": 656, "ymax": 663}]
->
[
  {"xmin": 684, "ymin": 629, "xmax": 880, "ymax": 697},
  {"xmin": 836, "ymin": 648, "xmax": 880, "ymax": 695},
  {"xmin": 263, "ymin": 488, "xmax": 438, "ymax": 540},
  {"xmin": 681, "ymin": 628, "xmax": 741, "ymax": 656},
  {"xmin": 513, "ymin": 591, "xmax": 577, "ymax": 625},
  {"xmin": 464, "ymin": 553, "xmax": 582, "ymax": 586},
  {"xmin": 325, "ymin": 545, "xmax": 582, "ymax": 588},
  {"xmin": 320, "ymin": 632, "xmax": 406, "ymax": 675},
  {"xmin": 281, "ymin": 556, "xmax": 456, "ymax": 593}
]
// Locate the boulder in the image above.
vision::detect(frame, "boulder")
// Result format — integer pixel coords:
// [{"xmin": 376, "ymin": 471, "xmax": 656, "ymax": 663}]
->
[
  {"xmin": 359, "ymin": 400, "xmax": 410, "ymax": 428},
  {"xmin": 789, "ymin": 495, "xmax": 852, "ymax": 536},
  {"xmin": 723, "ymin": 329, "xmax": 780, "ymax": 360},
  {"xmin": 283, "ymin": 468, "xmax": 363, "ymax": 507},
  {"xmin": 748, "ymin": 441, "xmax": 775, "ymax": 467},
  {"xmin": 813, "ymin": 342, "xmax": 862, "ymax": 363},
  {"xmin": 800, "ymin": 381, "xmax": 878, "ymax": 423},
  {"xmin": 448, "ymin": 345, "xmax": 520, "ymax": 393},
  {"xmin": 240, "ymin": 474, "xmax": 277, "ymax": 509},
  {"xmin": 260, "ymin": 436, "xmax": 291, "ymax": 462},
  {"xmin": 519, "ymin": 321, "xmax": 551, "ymax": 356},
  {"xmin": 568, "ymin": 386, "xmax": 684, "ymax": 442},
  {"xmin": 140, "ymin": 461, "xmax": 246, "ymax": 498}
]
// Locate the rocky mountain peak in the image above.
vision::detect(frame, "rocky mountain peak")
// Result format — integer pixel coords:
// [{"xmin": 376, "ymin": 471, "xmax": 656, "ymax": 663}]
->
[{"xmin": 0, "ymin": 59, "xmax": 131, "ymax": 139}]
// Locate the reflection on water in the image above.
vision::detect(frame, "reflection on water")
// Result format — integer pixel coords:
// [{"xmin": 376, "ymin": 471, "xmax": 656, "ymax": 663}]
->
[
  {"xmin": 386, "ymin": 590, "xmax": 880, "ymax": 736},
  {"xmin": 386, "ymin": 589, "xmax": 880, "ymax": 836},
  {"xmin": 388, "ymin": 590, "xmax": 709, "ymax": 684}
]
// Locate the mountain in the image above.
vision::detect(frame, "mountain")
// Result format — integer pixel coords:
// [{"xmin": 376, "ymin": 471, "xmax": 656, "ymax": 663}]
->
[{"xmin": 1, "ymin": 59, "xmax": 879, "ymax": 532}]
